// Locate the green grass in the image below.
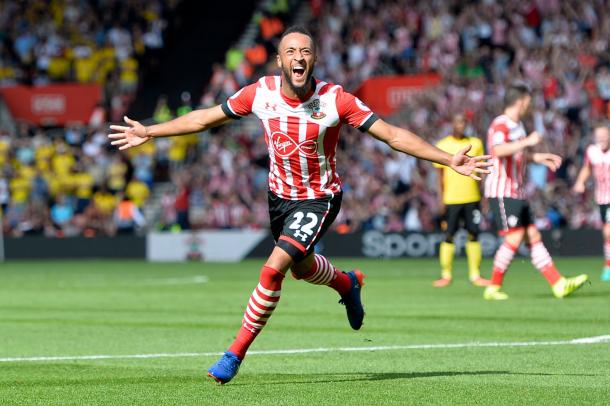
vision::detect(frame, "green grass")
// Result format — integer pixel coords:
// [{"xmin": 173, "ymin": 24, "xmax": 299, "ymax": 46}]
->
[{"xmin": 0, "ymin": 257, "xmax": 609, "ymax": 405}]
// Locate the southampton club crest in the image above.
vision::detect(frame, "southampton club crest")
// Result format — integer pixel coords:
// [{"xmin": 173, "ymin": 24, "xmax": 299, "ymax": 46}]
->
[{"xmin": 305, "ymin": 99, "xmax": 326, "ymax": 120}]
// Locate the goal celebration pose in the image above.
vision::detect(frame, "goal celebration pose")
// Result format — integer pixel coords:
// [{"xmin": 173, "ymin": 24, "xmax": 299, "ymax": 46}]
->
[
  {"xmin": 109, "ymin": 26, "xmax": 491, "ymax": 384},
  {"xmin": 483, "ymin": 84, "xmax": 588, "ymax": 300},
  {"xmin": 573, "ymin": 124, "xmax": 610, "ymax": 281}
]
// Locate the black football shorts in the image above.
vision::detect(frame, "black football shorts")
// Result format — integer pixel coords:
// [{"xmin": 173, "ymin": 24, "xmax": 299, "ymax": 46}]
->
[
  {"xmin": 268, "ymin": 191, "xmax": 342, "ymax": 262},
  {"xmin": 488, "ymin": 197, "xmax": 533, "ymax": 235},
  {"xmin": 443, "ymin": 202, "xmax": 481, "ymax": 237},
  {"xmin": 600, "ymin": 204, "xmax": 610, "ymax": 225}
]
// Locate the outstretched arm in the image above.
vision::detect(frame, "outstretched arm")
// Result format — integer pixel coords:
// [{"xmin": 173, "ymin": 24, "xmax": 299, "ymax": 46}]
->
[
  {"xmin": 532, "ymin": 152, "xmax": 562, "ymax": 172},
  {"xmin": 492, "ymin": 131, "xmax": 541, "ymax": 157},
  {"xmin": 108, "ymin": 105, "xmax": 231, "ymax": 150},
  {"xmin": 367, "ymin": 119, "xmax": 491, "ymax": 180}
]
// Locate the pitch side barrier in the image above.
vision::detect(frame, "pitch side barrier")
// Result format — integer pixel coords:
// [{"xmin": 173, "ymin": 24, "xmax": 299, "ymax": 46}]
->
[
  {"xmin": 1, "ymin": 229, "xmax": 602, "ymax": 260},
  {"xmin": 247, "ymin": 229, "xmax": 605, "ymax": 259},
  {"xmin": 4, "ymin": 236, "xmax": 145, "ymax": 259}
]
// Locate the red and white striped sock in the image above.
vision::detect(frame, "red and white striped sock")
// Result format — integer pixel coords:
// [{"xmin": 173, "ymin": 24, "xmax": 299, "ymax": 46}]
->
[
  {"xmin": 604, "ymin": 240, "xmax": 610, "ymax": 267},
  {"xmin": 530, "ymin": 240, "xmax": 561, "ymax": 285},
  {"xmin": 490, "ymin": 241, "xmax": 518, "ymax": 286},
  {"xmin": 228, "ymin": 266, "xmax": 284, "ymax": 359},
  {"xmin": 299, "ymin": 254, "xmax": 351, "ymax": 295}
]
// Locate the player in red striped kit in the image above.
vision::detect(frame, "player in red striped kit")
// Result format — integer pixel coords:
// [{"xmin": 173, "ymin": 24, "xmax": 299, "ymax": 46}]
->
[
  {"xmin": 483, "ymin": 83, "xmax": 588, "ymax": 300},
  {"xmin": 108, "ymin": 26, "xmax": 492, "ymax": 384},
  {"xmin": 573, "ymin": 124, "xmax": 610, "ymax": 281}
]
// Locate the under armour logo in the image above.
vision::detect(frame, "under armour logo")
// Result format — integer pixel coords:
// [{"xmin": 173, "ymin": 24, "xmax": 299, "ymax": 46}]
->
[
  {"xmin": 265, "ymin": 102, "xmax": 277, "ymax": 111},
  {"xmin": 293, "ymin": 229, "xmax": 308, "ymax": 242},
  {"xmin": 271, "ymin": 131, "xmax": 318, "ymax": 158}
]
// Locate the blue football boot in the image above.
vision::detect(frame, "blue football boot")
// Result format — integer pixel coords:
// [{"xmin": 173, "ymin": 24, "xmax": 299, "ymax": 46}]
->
[
  {"xmin": 339, "ymin": 270, "xmax": 366, "ymax": 330},
  {"xmin": 207, "ymin": 352, "xmax": 242, "ymax": 384}
]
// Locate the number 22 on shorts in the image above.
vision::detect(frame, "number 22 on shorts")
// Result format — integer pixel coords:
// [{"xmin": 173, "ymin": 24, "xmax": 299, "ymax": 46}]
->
[{"xmin": 289, "ymin": 211, "xmax": 318, "ymax": 242}]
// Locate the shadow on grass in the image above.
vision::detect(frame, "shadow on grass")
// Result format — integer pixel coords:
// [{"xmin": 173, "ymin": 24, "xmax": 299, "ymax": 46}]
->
[
  {"xmin": 230, "ymin": 370, "xmax": 600, "ymax": 386},
  {"xmin": 231, "ymin": 370, "xmax": 510, "ymax": 386},
  {"xmin": 528, "ymin": 290, "xmax": 608, "ymax": 299},
  {"xmin": 1, "ymin": 368, "xmax": 600, "ymax": 388}
]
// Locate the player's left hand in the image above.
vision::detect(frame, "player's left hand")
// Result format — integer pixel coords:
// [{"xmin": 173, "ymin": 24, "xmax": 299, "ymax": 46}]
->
[
  {"xmin": 450, "ymin": 145, "xmax": 492, "ymax": 181},
  {"xmin": 532, "ymin": 153, "xmax": 562, "ymax": 172}
]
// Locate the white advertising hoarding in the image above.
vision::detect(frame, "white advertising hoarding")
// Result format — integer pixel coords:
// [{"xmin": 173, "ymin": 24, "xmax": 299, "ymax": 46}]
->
[{"xmin": 147, "ymin": 230, "xmax": 269, "ymax": 262}]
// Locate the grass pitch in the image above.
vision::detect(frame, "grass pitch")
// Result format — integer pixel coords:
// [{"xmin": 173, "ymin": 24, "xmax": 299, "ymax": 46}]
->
[{"xmin": 1, "ymin": 257, "xmax": 609, "ymax": 405}]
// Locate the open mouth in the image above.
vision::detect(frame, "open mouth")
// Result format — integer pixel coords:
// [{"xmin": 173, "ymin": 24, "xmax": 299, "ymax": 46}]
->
[{"xmin": 292, "ymin": 66, "xmax": 306, "ymax": 80}]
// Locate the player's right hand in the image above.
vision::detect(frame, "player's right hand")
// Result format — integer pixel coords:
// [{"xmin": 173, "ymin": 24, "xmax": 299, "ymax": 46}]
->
[
  {"xmin": 108, "ymin": 116, "xmax": 151, "ymax": 150},
  {"xmin": 532, "ymin": 152, "xmax": 562, "ymax": 171},
  {"xmin": 526, "ymin": 131, "xmax": 542, "ymax": 147},
  {"xmin": 449, "ymin": 144, "xmax": 492, "ymax": 181}
]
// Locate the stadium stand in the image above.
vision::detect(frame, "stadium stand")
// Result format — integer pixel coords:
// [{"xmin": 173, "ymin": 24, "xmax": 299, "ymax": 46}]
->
[
  {"xmin": 0, "ymin": 0, "xmax": 609, "ymax": 237},
  {"xmin": 0, "ymin": 0, "xmax": 181, "ymax": 236}
]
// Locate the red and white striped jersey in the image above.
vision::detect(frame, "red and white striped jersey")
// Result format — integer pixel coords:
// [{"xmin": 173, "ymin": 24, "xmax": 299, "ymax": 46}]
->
[
  {"xmin": 584, "ymin": 144, "xmax": 610, "ymax": 204},
  {"xmin": 222, "ymin": 76, "xmax": 378, "ymax": 200},
  {"xmin": 484, "ymin": 114, "xmax": 527, "ymax": 199}
]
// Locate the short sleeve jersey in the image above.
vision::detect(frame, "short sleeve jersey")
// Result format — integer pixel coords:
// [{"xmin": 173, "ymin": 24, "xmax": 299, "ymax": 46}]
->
[
  {"xmin": 222, "ymin": 76, "xmax": 378, "ymax": 200},
  {"xmin": 484, "ymin": 114, "xmax": 527, "ymax": 199},
  {"xmin": 433, "ymin": 135, "xmax": 483, "ymax": 204},
  {"xmin": 584, "ymin": 144, "xmax": 610, "ymax": 205}
]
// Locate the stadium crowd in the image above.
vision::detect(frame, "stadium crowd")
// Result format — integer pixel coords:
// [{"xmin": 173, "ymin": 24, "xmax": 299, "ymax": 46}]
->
[
  {"xmin": 1, "ymin": 0, "xmax": 609, "ymax": 236},
  {"xmin": 187, "ymin": 0, "xmax": 610, "ymax": 233},
  {"xmin": 0, "ymin": 0, "xmax": 178, "ymax": 236}
]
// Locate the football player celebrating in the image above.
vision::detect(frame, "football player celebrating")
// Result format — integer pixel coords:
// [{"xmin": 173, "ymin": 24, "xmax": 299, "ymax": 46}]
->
[{"xmin": 109, "ymin": 26, "xmax": 492, "ymax": 384}]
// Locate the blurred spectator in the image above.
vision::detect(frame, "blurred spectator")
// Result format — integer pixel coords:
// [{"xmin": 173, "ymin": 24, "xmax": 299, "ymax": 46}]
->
[
  {"xmin": 153, "ymin": 95, "xmax": 173, "ymax": 123},
  {"xmin": 92, "ymin": 185, "xmax": 117, "ymax": 219},
  {"xmin": 0, "ymin": 175, "xmax": 9, "ymax": 214},
  {"xmin": 125, "ymin": 177, "xmax": 150, "ymax": 208},
  {"xmin": 114, "ymin": 194, "xmax": 146, "ymax": 235},
  {"xmin": 106, "ymin": 155, "xmax": 129, "ymax": 194},
  {"xmin": 174, "ymin": 175, "xmax": 190, "ymax": 231},
  {"xmin": 51, "ymin": 195, "xmax": 74, "ymax": 236}
]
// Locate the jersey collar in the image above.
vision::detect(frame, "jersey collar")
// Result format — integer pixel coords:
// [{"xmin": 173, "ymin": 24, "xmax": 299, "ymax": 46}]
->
[{"xmin": 279, "ymin": 77, "xmax": 317, "ymax": 108}]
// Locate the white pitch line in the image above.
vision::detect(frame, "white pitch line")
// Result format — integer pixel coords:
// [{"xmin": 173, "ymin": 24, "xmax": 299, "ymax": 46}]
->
[
  {"xmin": 142, "ymin": 275, "xmax": 209, "ymax": 285},
  {"xmin": 1, "ymin": 335, "xmax": 608, "ymax": 363}
]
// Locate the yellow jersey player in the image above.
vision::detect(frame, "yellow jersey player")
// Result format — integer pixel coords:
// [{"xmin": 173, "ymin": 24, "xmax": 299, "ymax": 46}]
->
[{"xmin": 433, "ymin": 114, "xmax": 491, "ymax": 287}]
